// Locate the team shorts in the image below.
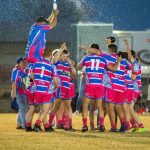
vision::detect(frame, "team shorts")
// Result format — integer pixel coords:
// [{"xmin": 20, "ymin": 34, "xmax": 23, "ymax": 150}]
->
[
  {"xmin": 83, "ymin": 84, "xmax": 104, "ymax": 100},
  {"xmin": 106, "ymin": 88, "xmax": 125, "ymax": 104},
  {"xmin": 34, "ymin": 93, "xmax": 52, "ymax": 105},
  {"xmin": 133, "ymin": 91, "xmax": 141, "ymax": 102},
  {"xmin": 27, "ymin": 93, "xmax": 35, "ymax": 105},
  {"xmin": 55, "ymin": 85, "xmax": 76, "ymax": 100},
  {"xmin": 124, "ymin": 89, "xmax": 134, "ymax": 104}
]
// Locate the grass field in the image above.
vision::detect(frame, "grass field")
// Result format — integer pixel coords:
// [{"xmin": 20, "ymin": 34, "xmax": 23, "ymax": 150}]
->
[{"xmin": 0, "ymin": 114, "xmax": 150, "ymax": 150}]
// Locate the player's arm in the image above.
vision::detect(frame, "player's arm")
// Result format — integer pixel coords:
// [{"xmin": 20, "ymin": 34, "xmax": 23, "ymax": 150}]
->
[
  {"xmin": 47, "ymin": 10, "xmax": 59, "ymax": 28},
  {"xmin": 107, "ymin": 56, "xmax": 122, "ymax": 72},
  {"xmin": 11, "ymin": 82, "xmax": 16, "ymax": 98},
  {"xmin": 124, "ymin": 39, "xmax": 132, "ymax": 60},
  {"xmin": 79, "ymin": 45, "xmax": 102, "ymax": 55},
  {"xmin": 53, "ymin": 76, "xmax": 58, "ymax": 91},
  {"xmin": 53, "ymin": 43, "xmax": 67, "ymax": 63},
  {"xmin": 67, "ymin": 58, "xmax": 77, "ymax": 79}
]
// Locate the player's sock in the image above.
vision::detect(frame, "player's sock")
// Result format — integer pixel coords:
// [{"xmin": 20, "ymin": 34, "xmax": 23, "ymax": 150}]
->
[
  {"xmin": 35, "ymin": 119, "xmax": 42, "ymax": 127},
  {"xmin": 111, "ymin": 122, "xmax": 116, "ymax": 130},
  {"xmin": 49, "ymin": 112, "xmax": 56, "ymax": 127},
  {"xmin": 62, "ymin": 112, "xmax": 65, "ymax": 126},
  {"xmin": 99, "ymin": 117, "xmax": 104, "ymax": 126},
  {"xmin": 26, "ymin": 122, "xmax": 32, "ymax": 128},
  {"xmin": 57, "ymin": 120, "xmax": 62, "ymax": 126},
  {"xmin": 43, "ymin": 123, "xmax": 49, "ymax": 129},
  {"xmin": 125, "ymin": 121, "xmax": 130, "ymax": 130},
  {"xmin": 69, "ymin": 117, "xmax": 72, "ymax": 126},
  {"xmin": 138, "ymin": 123, "xmax": 144, "ymax": 128},
  {"xmin": 130, "ymin": 119, "xmax": 138, "ymax": 128},
  {"xmin": 82, "ymin": 118, "xmax": 87, "ymax": 127},
  {"xmin": 64, "ymin": 114, "xmax": 70, "ymax": 129},
  {"xmin": 90, "ymin": 121, "xmax": 94, "ymax": 129},
  {"xmin": 120, "ymin": 118, "xmax": 125, "ymax": 126}
]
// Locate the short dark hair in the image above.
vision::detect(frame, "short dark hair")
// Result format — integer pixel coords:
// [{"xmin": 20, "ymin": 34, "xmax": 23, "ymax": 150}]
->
[
  {"xmin": 36, "ymin": 16, "xmax": 49, "ymax": 23},
  {"xmin": 90, "ymin": 44, "xmax": 99, "ymax": 50},
  {"xmin": 118, "ymin": 51, "xmax": 128, "ymax": 60},
  {"xmin": 108, "ymin": 44, "xmax": 118, "ymax": 53},
  {"xmin": 43, "ymin": 48, "xmax": 53, "ymax": 57},
  {"xmin": 131, "ymin": 50, "xmax": 136, "ymax": 58},
  {"xmin": 107, "ymin": 37, "xmax": 116, "ymax": 43},
  {"xmin": 62, "ymin": 50, "xmax": 69, "ymax": 55}
]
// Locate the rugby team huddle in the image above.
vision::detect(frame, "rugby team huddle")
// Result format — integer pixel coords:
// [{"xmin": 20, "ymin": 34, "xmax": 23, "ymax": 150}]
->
[{"xmin": 11, "ymin": 9, "xmax": 146, "ymax": 133}]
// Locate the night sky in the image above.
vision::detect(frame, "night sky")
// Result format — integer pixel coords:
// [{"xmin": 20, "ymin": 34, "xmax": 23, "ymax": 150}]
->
[{"xmin": 0, "ymin": 0, "xmax": 150, "ymax": 30}]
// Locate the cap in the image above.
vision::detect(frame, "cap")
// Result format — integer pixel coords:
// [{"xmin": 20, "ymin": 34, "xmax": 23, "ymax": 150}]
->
[
  {"xmin": 16, "ymin": 57, "xmax": 25, "ymax": 64},
  {"xmin": 36, "ymin": 16, "xmax": 49, "ymax": 23}
]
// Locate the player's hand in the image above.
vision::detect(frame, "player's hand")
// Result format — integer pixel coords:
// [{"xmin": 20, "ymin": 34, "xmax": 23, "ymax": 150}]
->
[
  {"xmin": 53, "ymin": 9, "xmax": 59, "ymax": 16},
  {"xmin": 123, "ymin": 39, "xmax": 129, "ymax": 45},
  {"xmin": 60, "ymin": 43, "xmax": 67, "ymax": 51},
  {"xmin": 66, "ymin": 58, "xmax": 72, "ymax": 65},
  {"xmin": 78, "ymin": 45, "xmax": 87, "ymax": 50},
  {"xmin": 118, "ymin": 55, "xmax": 122, "ymax": 62}
]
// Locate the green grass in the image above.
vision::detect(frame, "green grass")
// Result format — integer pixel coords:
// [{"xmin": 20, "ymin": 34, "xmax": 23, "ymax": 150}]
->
[{"xmin": 0, "ymin": 114, "xmax": 150, "ymax": 150}]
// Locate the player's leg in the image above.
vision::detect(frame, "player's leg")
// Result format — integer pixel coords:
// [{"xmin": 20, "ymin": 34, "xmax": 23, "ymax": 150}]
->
[
  {"xmin": 26, "ymin": 105, "xmax": 36, "ymax": 131},
  {"xmin": 34, "ymin": 103, "xmax": 50, "ymax": 132},
  {"xmin": 63, "ymin": 99, "xmax": 72, "ymax": 130},
  {"xmin": 107, "ymin": 103, "xmax": 117, "ymax": 132},
  {"xmin": 82, "ymin": 96, "xmax": 90, "ymax": 132},
  {"xmin": 55, "ymin": 102, "xmax": 64, "ymax": 129},
  {"xmin": 49, "ymin": 98, "xmax": 62, "ymax": 128},
  {"xmin": 26, "ymin": 93, "xmax": 36, "ymax": 131},
  {"xmin": 96, "ymin": 99, "xmax": 105, "ymax": 132},
  {"xmin": 130, "ymin": 101, "xmax": 145, "ymax": 132},
  {"xmin": 89, "ymin": 100, "xmax": 96, "ymax": 130}
]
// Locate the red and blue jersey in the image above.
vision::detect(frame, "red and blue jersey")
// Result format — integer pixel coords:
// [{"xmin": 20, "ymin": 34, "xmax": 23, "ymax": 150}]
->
[
  {"xmin": 132, "ymin": 60, "xmax": 142, "ymax": 92},
  {"xmin": 25, "ymin": 23, "xmax": 52, "ymax": 63},
  {"xmin": 79, "ymin": 54, "xmax": 107, "ymax": 85},
  {"xmin": 54, "ymin": 60, "xmax": 71, "ymax": 89},
  {"xmin": 103, "ymin": 53, "xmax": 129, "ymax": 92},
  {"xmin": 124, "ymin": 60, "xmax": 133, "ymax": 90},
  {"xmin": 24, "ymin": 63, "xmax": 35, "ymax": 94},
  {"xmin": 33, "ymin": 59, "xmax": 56, "ymax": 94},
  {"xmin": 11, "ymin": 66, "xmax": 26, "ymax": 94}
]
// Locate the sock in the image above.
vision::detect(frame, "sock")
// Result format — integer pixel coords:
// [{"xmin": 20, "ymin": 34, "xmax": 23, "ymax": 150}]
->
[
  {"xmin": 35, "ymin": 119, "xmax": 42, "ymax": 127},
  {"xmin": 82, "ymin": 118, "xmax": 87, "ymax": 126},
  {"xmin": 49, "ymin": 112, "xmax": 56, "ymax": 127},
  {"xmin": 125, "ymin": 121, "xmax": 130, "ymax": 130},
  {"xmin": 111, "ymin": 122, "xmax": 116, "ymax": 130},
  {"xmin": 138, "ymin": 123, "xmax": 144, "ymax": 128},
  {"xmin": 64, "ymin": 114, "xmax": 70, "ymax": 129},
  {"xmin": 43, "ymin": 123, "xmax": 49, "ymax": 129},
  {"xmin": 99, "ymin": 117, "xmax": 104, "ymax": 126},
  {"xmin": 26, "ymin": 122, "xmax": 32, "ymax": 128},
  {"xmin": 62, "ymin": 112, "xmax": 65, "ymax": 125},
  {"xmin": 90, "ymin": 121, "xmax": 94, "ymax": 128},
  {"xmin": 130, "ymin": 119, "xmax": 138, "ymax": 128},
  {"xmin": 120, "ymin": 118, "xmax": 125, "ymax": 126},
  {"xmin": 56, "ymin": 115, "xmax": 59, "ymax": 126},
  {"xmin": 69, "ymin": 117, "xmax": 72, "ymax": 126},
  {"xmin": 58, "ymin": 120, "xmax": 62, "ymax": 126}
]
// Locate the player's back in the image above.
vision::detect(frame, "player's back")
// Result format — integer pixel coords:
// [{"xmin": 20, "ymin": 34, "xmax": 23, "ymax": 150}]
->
[
  {"xmin": 33, "ymin": 59, "xmax": 55, "ymax": 94},
  {"xmin": 83, "ymin": 54, "xmax": 106, "ymax": 85}
]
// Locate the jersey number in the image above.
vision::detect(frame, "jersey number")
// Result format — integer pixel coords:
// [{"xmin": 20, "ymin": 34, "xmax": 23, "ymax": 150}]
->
[
  {"xmin": 40, "ymin": 66, "xmax": 45, "ymax": 78},
  {"xmin": 91, "ymin": 59, "xmax": 100, "ymax": 70}
]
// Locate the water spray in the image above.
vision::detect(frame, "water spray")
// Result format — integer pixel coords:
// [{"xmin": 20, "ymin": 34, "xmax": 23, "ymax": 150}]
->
[{"xmin": 53, "ymin": 0, "xmax": 57, "ymax": 10}]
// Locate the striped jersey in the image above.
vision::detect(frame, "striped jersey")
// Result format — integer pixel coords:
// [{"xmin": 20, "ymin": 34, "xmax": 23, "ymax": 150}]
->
[
  {"xmin": 33, "ymin": 59, "xmax": 56, "ymax": 94},
  {"xmin": 25, "ymin": 23, "xmax": 52, "ymax": 63},
  {"xmin": 124, "ymin": 60, "xmax": 133, "ymax": 90},
  {"xmin": 24, "ymin": 63, "xmax": 35, "ymax": 94},
  {"xmin": 103, "ymin": 53, "xmax": 130, "ymax": 92},
  {"xmin": 79, "ymin": 54, "xmax": 107, "ymax": 85},
  {"xmin": 54, "ymin": 60, "xmax": 71, "ymax": 89},
  {"xmin": 132, "ymin": 60, "xmax": 142, "ymax": 92},
  {"xmin": 11, "ymin": 66, "xmax": 26, "ymax": 94}
]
